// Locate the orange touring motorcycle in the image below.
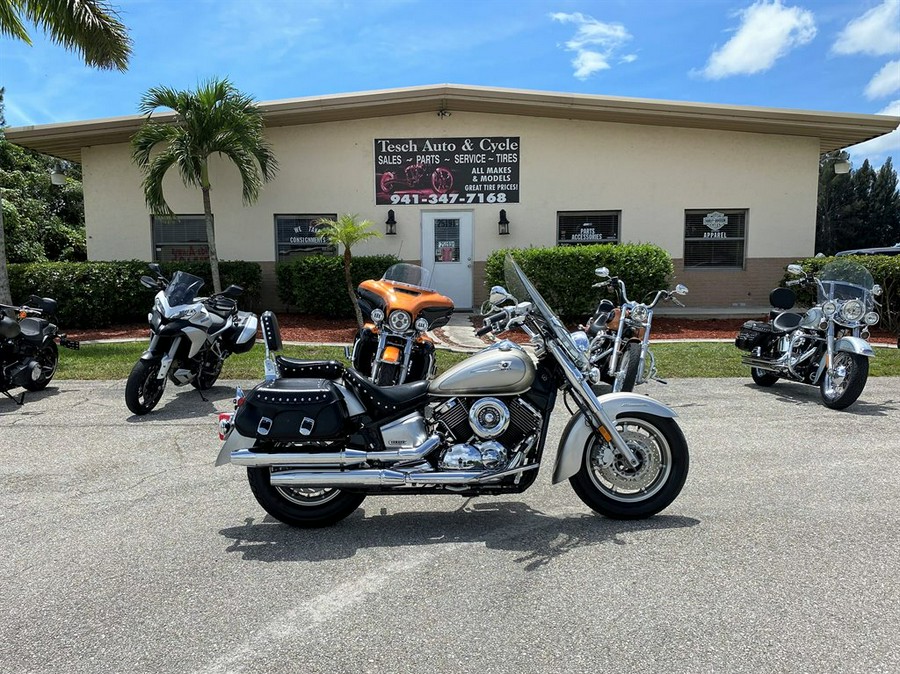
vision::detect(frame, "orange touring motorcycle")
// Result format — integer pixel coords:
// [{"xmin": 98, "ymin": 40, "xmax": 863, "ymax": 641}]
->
[{"xmin": 351, "ymin": 264, "xmax": 454, "ymax": 386}]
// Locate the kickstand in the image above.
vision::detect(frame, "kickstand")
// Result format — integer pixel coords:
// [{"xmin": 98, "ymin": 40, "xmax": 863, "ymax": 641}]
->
[
  {"xmin": 2, "ymin": 389, "xmax": 25, "ymax": 405},
  {"xmin": 196, "ymin": 387, "xmax": 209, "ymax": 403}
]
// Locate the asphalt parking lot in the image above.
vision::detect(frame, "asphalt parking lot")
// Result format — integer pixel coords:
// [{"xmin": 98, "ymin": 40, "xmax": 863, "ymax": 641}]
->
[{"xmin": 1, "ymin": 377, "xmax": 898, "ymax": 674}]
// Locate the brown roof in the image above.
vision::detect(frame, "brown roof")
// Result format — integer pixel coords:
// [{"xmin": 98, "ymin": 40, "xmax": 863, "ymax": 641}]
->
[{"xmin": 6, "ymin": 83, "xmax": 898, "ymax": 162}]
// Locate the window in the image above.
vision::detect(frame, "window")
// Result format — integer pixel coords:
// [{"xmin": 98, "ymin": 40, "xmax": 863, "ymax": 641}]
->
[
  {"xmin": 152, "ymin": 215, "xmax": 209, "ymax": 262},
  {"xmin": 275, "ymin": 214, "xmax": 336, "ymax": 260},
  {"xmin": 684, "ymin": 209, "xmax": 747, "ymax": 269},
  {"xmin": 433, "ymin": 217, "xmax": 460, "ymax": 262},
  {"xmin": 557, "ymin": 211, "xmax": 620, "ymax": 246}
]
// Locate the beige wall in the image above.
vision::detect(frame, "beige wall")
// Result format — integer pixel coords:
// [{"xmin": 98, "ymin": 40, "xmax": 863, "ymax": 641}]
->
[{"xmin": 82, "ymin": 111, "xmax": 819, "ymax": 306}]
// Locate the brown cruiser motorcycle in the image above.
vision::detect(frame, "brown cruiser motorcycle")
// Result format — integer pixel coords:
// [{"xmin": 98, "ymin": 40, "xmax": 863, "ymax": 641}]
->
[{"xmin": 215, "ymin": 255, "xmax": 689, "ymax": 528}]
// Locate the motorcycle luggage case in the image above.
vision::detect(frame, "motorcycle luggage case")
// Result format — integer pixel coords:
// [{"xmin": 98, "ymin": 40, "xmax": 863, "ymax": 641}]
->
[
  {"xmin": 735, "ymin": 320, "xmax": 774, "ymax": 351},
  {"xmin": 234, "ymin": 378, "xmax": 349, "ymax": 441},
  {"xmin": 222, "ymin": 311, "xmax": 258, "ymax": 354}
]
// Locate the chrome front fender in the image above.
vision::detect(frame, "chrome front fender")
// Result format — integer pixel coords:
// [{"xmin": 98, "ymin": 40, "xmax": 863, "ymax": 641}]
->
[
  {"xmin": 835, "ymin": 336, "xmax": 875, "ymax": 357},
  {"xmin": 552, "ymin": 393, "xmax": 678, "ymax": 484}
]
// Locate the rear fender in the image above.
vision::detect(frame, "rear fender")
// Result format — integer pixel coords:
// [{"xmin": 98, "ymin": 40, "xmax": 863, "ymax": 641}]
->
[
  {"xmin": 552, "ymin": 393, "xmax": 678, "ymax": 484},
  {"xmin": 215, "ymin": 427, "xmax": 256, "ymax": 466}
]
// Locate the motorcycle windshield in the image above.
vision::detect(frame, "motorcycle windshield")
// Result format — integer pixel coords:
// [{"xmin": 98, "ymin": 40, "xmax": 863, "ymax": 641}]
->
[
  {"xmin": 817, "ymin": 260, "xmax": 874, "ymax": 304},
  {"xmin": 164, "ymin": 271, "xmax": 205, "ymax": 306},
  {"xmin": 382, "ymin": 263, "xmax": 433, "ymax": 290},
  {"xmin": 503, "ymin": 255, "xmax": 588, "ymax": 369}
]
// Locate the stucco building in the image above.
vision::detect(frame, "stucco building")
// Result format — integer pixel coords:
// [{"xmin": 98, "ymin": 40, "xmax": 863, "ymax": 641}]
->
[{"xmin": 7, "ymin": 84, "xmax": 898, "ymax": 311}]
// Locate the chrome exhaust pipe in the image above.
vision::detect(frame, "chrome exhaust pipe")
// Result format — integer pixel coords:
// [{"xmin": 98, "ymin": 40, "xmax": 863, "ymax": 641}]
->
[
  {"xmin": 232, "ymin": 434, "xmax": 442, "ymax": 467},
  {"xmin": 268, "ymin": 462, "xmax": 540, "ymax": 489},
  {"xmin": 740, "ymin": 356, "xmax": 783, "ymax": 373}
]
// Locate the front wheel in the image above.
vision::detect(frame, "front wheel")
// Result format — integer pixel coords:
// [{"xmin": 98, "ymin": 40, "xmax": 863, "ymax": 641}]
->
[
  {"xmin": 569, "ymin": 413, "xmax": 689, "ymax": 519},
  {"xmin": 820, "ymin": 351, "xmax": 869, "ymax": 410},
  {"xmin": 22, "ymin": 340, "xmax": 58, "ymax": 391},
  {"xmin": 125, "ymin": 359, "xmax": 167, "ymax": 415},
  {"xmin": 751, "ymin": 367, "xmax": 780, "ymax": 387},
  {"xmin": 374, "ymin": 362, "xmax": 402, "ymax": 386},
  {"xmin": 612, "ymin": 342, "xmax": 641, "ymax": 393},
  {"xmin": 247, "ymin": 467, "xmax": 366, "ymax": 528}
]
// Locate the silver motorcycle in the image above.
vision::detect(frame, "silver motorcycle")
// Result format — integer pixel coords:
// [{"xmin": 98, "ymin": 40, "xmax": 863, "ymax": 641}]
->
[
  {"xmin": 581, "ymin": 267, "xmax": 688, "ymax": 392},
  {"xmin": 215, "ymin": 255, "xmax": 690, "ymax": 528},
  {"xmin": 735, "ymin": 260, "xmax": 880, "ymax": 409}
]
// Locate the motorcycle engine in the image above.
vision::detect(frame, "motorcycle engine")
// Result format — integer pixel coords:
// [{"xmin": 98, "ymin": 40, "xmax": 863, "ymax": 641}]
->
[{"xmin": 431, "ymin": 396, "xmax": 542, "ymax": 470}]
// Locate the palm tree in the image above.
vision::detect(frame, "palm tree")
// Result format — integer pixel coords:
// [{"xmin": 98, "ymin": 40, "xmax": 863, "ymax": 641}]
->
[
  {"xmin": 131, "ymin": 79, "xmax": 278, "ymax": 293},
  {"xmin": 317, "ymin": 214, "xmax": 381, "ymax": 328},
  {"xmin": 0, "ymin": 0, "xmax": 132, "ymax": 304}
]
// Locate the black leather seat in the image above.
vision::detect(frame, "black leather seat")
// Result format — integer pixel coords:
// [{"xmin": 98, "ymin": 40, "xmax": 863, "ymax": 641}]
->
[
  {"xmin": 342, "ymin": 367, "xmax": 430, "ymax": 417},
  {"xmin": 772, "ymin": 311, "xmax": 803, "ymax": 333},
  {"xmin": 276, "ymin": 357, "xmax": 345, "ymax": 380}
]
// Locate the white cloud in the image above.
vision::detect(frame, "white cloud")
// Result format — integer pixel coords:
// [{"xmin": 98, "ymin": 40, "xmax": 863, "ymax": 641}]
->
[
  {"xmin": 847, "ymin": 100, "xmax": 900, "ymax": 167},
  {"xmin": 700, "ymin": 0, "xmax": 816, "ymax": 80},
  {"xmin": 551, "ymin": 12, "xmax": 635, "ymax": 80},
  {"xmin": 866, "ymin": 60, "xmax": 900, "ymax": 99},
  {"xmin": 832, "ymin": 0, "xmax": 900, "ymax": 57}
]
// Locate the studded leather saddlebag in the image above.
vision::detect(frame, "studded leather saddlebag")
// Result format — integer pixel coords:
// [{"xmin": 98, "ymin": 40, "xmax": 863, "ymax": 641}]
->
[
  {"xmin": 234, "ymin": 378, "xmax": 349, "ymax": 441},
  {"xmin": 735, "ymin": 321, "xmax": 774, "ymax": 352}
]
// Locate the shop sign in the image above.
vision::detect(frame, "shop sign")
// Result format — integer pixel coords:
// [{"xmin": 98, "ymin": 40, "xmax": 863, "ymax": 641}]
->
[
  {"xmin": 375, "ymin": 137, "xmax": 520, "ymax": 205},
  {"xmin": 703, "ymin": 211, "xmax": 728, "ymax": 239},
  {"xmin": 565, "ymin": 223, "xmax": 607, "ymax": 243}
]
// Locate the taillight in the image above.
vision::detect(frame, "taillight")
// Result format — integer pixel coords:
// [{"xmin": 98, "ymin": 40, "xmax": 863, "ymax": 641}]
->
[
  {"xmin": 233, "ymin": 385, "xmax": 245, "ymax": 409},
  {"xmin": 218, "ymin": 412, "xmax": 234, "ymax": 441}
]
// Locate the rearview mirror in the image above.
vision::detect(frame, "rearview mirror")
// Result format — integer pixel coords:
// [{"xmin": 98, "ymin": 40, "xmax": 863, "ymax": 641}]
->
[
  {"xmin": 674, "ymin": 284, "xmax": 689, "ymax": 295},
  {"xmin": 873, "ymin": 284, "xmax": 882, "ymax": 297},
  {"xmin": 488, "ymin": 286, "xmax": 514, "ymax": 307},
  {"xmin": 595, "ymin": 267, "xmax": 609, "ymax": 278},
  {"xmin": 140, "ymin": 275, "xmax": 158, "ymax": 289},
  {"xmin": 223, "ymin": 284, "xmax": 243, "ymax": 298},
  {"xmin": 148, "ymin": 263, "xmax": 162, "ymax": 276},
  {"xmin": 786, "ymin": 264, "xmax": 805, "ymax": 276}
]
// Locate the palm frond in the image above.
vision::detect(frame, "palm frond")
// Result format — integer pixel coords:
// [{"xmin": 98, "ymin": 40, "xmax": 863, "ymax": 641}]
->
[
  {"xmin": 0, "ymin": 2, "xmax": 30, "ymax": 42},
  {"xmin": 317, "ymin": 214, "xmax": 381, "ymax": 251},
  {"xmin": 23, "ymin": 0, "xmax": 131, "ymax": 71},
  {"xmin": 130, "ymin": 122, "xmax": 179, "ymax": 167},
  {"xmin": 142, "ymin": 149, "xmax": 179, "ymax": 215}
]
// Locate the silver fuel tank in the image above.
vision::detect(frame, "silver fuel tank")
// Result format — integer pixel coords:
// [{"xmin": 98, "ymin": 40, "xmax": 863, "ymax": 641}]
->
[{"xmin": 428, "ymin": 340, "xmax": 535, "ymax": 397}]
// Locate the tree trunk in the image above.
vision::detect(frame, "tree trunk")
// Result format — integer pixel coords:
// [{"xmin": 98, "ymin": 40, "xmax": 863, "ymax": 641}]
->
[
  {"xmin": 344, "ymin": 248, "xmax": 362, "ymax": 328},
  {"xmin": 0, "ymin": 201, "xmax": 11, "ymax": 305},
  {"xmin": 201, "ymin": 186, "xmax": 222, "ymax": 294}
]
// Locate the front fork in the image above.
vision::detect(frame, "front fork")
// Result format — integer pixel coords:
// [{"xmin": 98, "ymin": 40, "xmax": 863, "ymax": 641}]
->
[
  {"xmin": 606, "ymin": 311, "xmax": 627, "ymax": 378},
  {"xmin": 636, "ymin": 311, "xmax": 654, "ymax": 385},
  {"xmin": 155, "ymin": 336, "xmax": 181, "ymax": 380},
  {"xmin": 548, "ymin": 341, "xmax": 641, "ymax": 468},
  {"xmin": 812, "ymin": 323, "xmax": 836, "ymax": 385}
]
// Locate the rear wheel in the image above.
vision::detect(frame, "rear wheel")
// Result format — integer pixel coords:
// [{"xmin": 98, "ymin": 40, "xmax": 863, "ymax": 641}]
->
[
  {"xmin": 247, "ymin": 467, "xmax": 366, "ymax": 528},
  {"xmin": 569, "ymin": 413, "xmax": 689, "ymax": 519},
  {"xmin": 751, "ymin": 367, "xmax": 780, "ymax": 387},
  {"xmin": 820, "ymin": 351, "xmax": 869, "ymax": 410},
  {"xmin": 125, "ymin": 359, "xmax": 166, "ymax": 415},
  {"xmin": 22, "ymin": 340, "xmax": 58, "ymax": 391}
]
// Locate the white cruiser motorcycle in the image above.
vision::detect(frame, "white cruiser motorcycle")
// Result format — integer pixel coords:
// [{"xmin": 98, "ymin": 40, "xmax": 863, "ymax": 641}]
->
[
  {"xmin": 215, "ymin": 255, "xmax": 689, "ymax": 528},
  {"xmin": 735, "ymin": 260, "xmax": 880, "ymax": 410}
]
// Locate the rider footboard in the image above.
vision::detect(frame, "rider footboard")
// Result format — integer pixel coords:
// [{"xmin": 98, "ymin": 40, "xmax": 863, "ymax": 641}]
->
[
  {"xmin": 234, "ymin": 378, "xmax": 350, "ymax": 441},
  {"xmin": 735, "ymin": 321, "xmax": 774, "ymax": 351}
]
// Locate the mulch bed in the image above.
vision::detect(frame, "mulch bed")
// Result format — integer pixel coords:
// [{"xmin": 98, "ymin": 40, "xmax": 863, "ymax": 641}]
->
[{"xmin": 69, "ymin": 314, "xmax": 898, "ymax": 345}]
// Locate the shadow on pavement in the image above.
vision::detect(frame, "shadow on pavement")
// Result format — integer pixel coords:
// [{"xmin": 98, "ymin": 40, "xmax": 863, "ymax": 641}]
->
[
  {"xmin": 219, "ymin": 501, "xmax": 700, "ymax": 572},
  {"xmin": 0, "ymin": 386, "xmax": 61, "ymax": 414},
  {"xmin": 124, "ymin": 384, "xmax": 236, "ymax": 422},
  {"xmin": 741, "ymin": 381, "xmax": 899, "ymax": 416}
]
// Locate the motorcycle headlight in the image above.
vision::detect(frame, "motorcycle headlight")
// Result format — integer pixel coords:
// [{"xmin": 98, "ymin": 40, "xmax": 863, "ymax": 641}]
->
[
  {"xmin": 371, "ymin": 308, "xmax": 384, "ymax": 324},
  {"xmin": 822, "ymin": 301, "xmax": 837, "ymax": 317},
  {"xmin": 569, "ymin": 330, "xmax": 590, "ymax": 353},
  {"xmin": 839, "ymin": 299, "xmax": 864, "ymax": 323},
  {"xmin": 630, "ymin": 304, "xmax": 649, "ymax": 323},
  {"xmin": 415, "ymin": 317, "xmax": 430, "ymax": 332},
  {"xmin": 388, "ymin": 310, "xmax": 411, "ymax": 333},
  {"xmin": 864, "ymin": 311, "xmax": 879, "ymax": 326}
]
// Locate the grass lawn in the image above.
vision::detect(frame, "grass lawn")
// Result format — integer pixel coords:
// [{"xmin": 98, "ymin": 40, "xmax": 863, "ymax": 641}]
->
[{"xmin": 55, "ymin": 340, "xmax": 900, "ymax": 380}]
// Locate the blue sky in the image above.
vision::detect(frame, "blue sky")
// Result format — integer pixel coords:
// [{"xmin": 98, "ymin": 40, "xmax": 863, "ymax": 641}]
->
[{"xmin": 2, "ymin": 0, "xmax": 899, "ymax": 167}]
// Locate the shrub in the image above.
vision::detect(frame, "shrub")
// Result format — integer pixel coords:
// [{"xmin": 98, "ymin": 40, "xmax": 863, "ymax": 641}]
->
[
  {"xmin": 484, "ymin": 244, "xmax": 674, "ymax": 319},
  {"xmin": 9, "ymin": 260, "xmax": 262, "ymax": 328},
  {"xmin": 277, "ymin": 254, "xmax": 401, "ymax": 317},
  {"xmin": 786, "ymin": 255, "xmax": 900, "ymax": 332}
]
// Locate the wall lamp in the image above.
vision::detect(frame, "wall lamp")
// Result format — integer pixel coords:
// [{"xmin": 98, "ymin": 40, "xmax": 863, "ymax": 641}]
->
[
  {"xmin": 385, "ymin": 209, "xmax": 397, "ymax": 235},
  {"xmin": 834, "ymin": 158, "xmax": 851, "ymax": 174},
  {"xmin": 498, "ymin": 209, "xmax": 510, "ymax": 236},
  {"xmin": 49, "ymin": 165, "xmax": 66, "ymax": 186}
]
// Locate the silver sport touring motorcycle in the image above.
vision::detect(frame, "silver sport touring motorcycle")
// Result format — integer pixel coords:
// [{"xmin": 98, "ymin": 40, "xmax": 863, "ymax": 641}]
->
[{"xmin": 215, "ymin": 256, "xmax": 689, "ymax": 528}]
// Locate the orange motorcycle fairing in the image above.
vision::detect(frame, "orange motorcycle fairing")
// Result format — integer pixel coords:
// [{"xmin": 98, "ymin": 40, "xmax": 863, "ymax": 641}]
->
[{"xmin": 357, "ymin": 278, "xmax": 455, "ymax": 320}]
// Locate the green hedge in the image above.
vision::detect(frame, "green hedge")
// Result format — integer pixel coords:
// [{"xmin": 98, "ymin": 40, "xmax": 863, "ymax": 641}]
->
[
  {"xmin": 484, "ymin": 244, "xmax": 674, "ymax": 319},
  {"xmin": 9, "ymin": 260, "xmax": 262, "ymax": 328},
  {"xmin": 786, "ymin": 255, "xmax": 900, "ymax": 333},
  {"xmin": 277, "ymin": 254, "xmax": 401, "ymax": 317}
]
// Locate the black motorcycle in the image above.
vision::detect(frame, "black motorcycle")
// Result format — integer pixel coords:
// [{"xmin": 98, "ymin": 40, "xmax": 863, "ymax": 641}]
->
[
  {"xmin": 1, "ymin": 295, "xmax": 79, "ymax": 404},
  {"xmin": 125, "ymin": 265, "xmax": 259, "ymax": 415}
]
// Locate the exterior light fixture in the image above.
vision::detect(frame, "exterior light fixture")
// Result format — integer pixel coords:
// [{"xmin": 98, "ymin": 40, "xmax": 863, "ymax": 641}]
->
[
  {"xmin": 50, "ymin": 166, "xmax": 66, "ymax": 186},
  {"xmin": 385, "ymin": 209, "xmax": 397, "ymax": 235},
  {"xmin": 834, "ymin": 159, "xmax": 851, "ymax": 174},
  {"xmin": 498, "ymin": 209, "xmax": 510, "ymax": 235}
]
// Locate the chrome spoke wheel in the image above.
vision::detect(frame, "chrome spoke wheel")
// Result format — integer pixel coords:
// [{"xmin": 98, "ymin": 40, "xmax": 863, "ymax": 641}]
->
[
  {"xmin": 586, "ymin": 418, "xmax": 672, "ymax": 503},
  {"xmin": 822, "ymin": 353, "xmax": 852, "ymax": 400},
  {"xmin": 271, "ymin": 468, "xmax": 342, "ymax": 507}
]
